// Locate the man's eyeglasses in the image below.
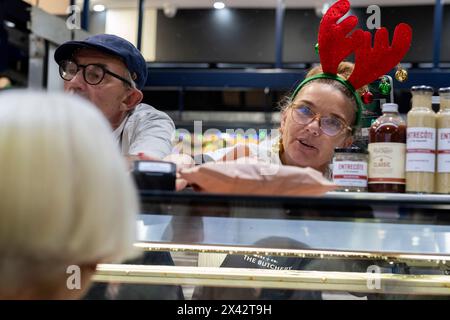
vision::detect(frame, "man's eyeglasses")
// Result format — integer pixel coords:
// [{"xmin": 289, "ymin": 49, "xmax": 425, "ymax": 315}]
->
[
  {"xmin": 58, "ymin": 60, "xmax": 133, "ymax": 87},
  {"xmin": 290, "ymin": 104, "xmax": 352, "ymax": 137}
]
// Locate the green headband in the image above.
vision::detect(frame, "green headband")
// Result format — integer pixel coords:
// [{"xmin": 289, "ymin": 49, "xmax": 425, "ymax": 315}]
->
[{"xmin": 290, "ymin": 73, "xmax": 363, "ymax": 131}]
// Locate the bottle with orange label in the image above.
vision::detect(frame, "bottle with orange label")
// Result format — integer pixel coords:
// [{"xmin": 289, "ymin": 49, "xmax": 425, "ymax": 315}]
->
[
  {"xmin": 406, "ymin": 86, "xmax": 436, "ymax": 194},
  {"xmin": 368, "ymin": 103, "xmax": 406, "ymax": 193}
]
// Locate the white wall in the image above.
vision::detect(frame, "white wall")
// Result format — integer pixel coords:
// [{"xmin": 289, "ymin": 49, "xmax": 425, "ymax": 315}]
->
[{"xmin": 105, "ymin": 9, "xmax": 157, "ymax": 61}]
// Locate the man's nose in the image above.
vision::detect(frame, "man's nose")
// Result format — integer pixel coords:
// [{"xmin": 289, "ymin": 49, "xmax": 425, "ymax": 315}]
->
[{"xmin": 63, "ymin": 70, "xmax": 86, "ymax": 92}]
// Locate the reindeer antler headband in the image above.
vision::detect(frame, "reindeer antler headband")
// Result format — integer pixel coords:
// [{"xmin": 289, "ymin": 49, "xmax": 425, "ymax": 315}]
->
[{"xmin": 291, "ymin": 0, "xmax": 413, "ymax": 127}]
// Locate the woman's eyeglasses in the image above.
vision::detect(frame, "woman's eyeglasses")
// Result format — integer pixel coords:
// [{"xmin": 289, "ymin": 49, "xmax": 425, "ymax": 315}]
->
[
  {"xmin": 58, "ymin": 60, "xmax": 132, "ymax": 87},
  {"xmin": 291, "ymin": 104, "xmax": 352, "ymax": 137}
]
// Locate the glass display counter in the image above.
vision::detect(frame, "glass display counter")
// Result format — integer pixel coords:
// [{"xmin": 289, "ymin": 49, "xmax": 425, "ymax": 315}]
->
[{"xmin": 91, "ymin": 191, "xmax": 450, "ymax": 300}]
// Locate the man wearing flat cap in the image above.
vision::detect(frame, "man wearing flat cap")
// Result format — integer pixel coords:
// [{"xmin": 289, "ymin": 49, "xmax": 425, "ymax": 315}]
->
[{"xmin": 54, "ymin": 34, "xmax": 174, "ymax": 160}]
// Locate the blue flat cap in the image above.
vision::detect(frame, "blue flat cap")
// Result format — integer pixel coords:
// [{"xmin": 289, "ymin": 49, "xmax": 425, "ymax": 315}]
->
[{"xmin": 54, "ymin": 34, "xmax": 148, "ymax": 90}]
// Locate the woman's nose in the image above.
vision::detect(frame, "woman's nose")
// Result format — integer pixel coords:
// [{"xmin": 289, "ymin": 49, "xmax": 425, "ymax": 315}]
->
[{"xmin": 305, "ymin": 117, "xmax": 321, "ymax": 136}]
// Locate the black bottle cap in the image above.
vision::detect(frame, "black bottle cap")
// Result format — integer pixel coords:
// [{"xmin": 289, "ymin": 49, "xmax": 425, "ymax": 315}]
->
[{"xmin": 334, "ymin": 147, "xmax": 368, "ymax": 154}]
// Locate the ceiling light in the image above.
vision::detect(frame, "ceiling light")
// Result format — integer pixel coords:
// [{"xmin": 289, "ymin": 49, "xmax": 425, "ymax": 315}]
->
[
  {"xmin": 213, "ymin": 2, "xmax": 226, "ymax": 10},
  {"xmin": 93, "ymin": 4, "xmax": 105, "ymax": 12},
  {"xmin": 4, "ymin": 20, "xmax": 15, "ymax": 28},
  {"xmin": 163, "ymin": 3, "xmax": 177, "ymax": 18}
]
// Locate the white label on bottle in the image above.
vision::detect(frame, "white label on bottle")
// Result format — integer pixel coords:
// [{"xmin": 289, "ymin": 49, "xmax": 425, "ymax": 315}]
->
[
  {"xmin": 368, "ymin": 143, "xmax": 406, "ymax": 184},
  {"xmin": 333, "ymin": 161, "xmax": 368, "ymax": 187},
  {"xmin": 406, "ymin": 127, "xmax": 436, "ymax": 173},
  {"xmin": 437, "ymin": 128, "xmax": 450, "ymax": 173},
  {"xmin": 361, "ymin": 127, "xmax": 369, "ymax": 138}
]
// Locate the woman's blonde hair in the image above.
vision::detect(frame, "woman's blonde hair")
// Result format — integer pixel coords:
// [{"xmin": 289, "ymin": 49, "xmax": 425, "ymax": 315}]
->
[{"xmin": 0, "ymin": 91, "xmax": 139, "ymax": 296}]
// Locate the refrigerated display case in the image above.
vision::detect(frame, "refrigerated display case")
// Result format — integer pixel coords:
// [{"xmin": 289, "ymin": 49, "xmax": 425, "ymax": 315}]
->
[{"xmin": 91, "ymin": 191, "xmax": 450, "ymax": 299}]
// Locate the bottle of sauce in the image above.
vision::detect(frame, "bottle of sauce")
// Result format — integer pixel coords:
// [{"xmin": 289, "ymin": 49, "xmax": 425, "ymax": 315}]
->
[
  {"xmin": 406, "ymin": 86, "xmax": 436, "ymax": 193},
  {"xmin": 368, "ymin": 103, "xmax": 406, "ymax": 193},
  {"xmin": 436, "ymin": 87, "xmax": 450, "ymax": 193}
]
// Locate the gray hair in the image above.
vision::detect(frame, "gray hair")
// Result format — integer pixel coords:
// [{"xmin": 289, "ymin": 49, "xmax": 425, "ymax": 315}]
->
[
  {"xmin": 0, "ymin": 90, "xmax": 139, "ymax": 297},
  {"xmin": 126, "ymin": 70, "xmax": 138, "ymax": 89}
]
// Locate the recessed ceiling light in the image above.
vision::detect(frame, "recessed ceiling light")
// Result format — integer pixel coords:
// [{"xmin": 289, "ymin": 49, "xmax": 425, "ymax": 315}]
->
[
  {"xmin": 213, "ymin": 2, "xmax": 226, "ymax": 10},
  {"xmin": 93, "ymin": 4, "xmax": 105, "ymax": 12},
  {"xmin": 4, "ymin": 20, "xmax": 15, "ymax": 28}
]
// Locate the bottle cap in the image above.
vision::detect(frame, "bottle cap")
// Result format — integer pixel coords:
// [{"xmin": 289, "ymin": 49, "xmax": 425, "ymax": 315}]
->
[
  {"xmin": 411, "ymin": 85, "xmax": 434, "ymax": 94},
  {"xmin": 382, "ymin": 103, "xmax": 399, "ymax": 113}
]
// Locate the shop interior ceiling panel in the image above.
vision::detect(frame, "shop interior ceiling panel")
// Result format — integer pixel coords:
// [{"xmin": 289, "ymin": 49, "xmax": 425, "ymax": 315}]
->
[{"xmin": 78, "ymin": 0, "xmax": 439, "ymax": 9}]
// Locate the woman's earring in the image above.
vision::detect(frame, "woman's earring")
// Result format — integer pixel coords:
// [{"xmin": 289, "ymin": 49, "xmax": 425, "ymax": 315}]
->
[{"xmin": 275, "ymin": 136, "xmax": 284, "ymax": 155}]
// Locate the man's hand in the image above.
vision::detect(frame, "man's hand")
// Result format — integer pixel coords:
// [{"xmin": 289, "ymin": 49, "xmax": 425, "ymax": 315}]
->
[
  {"xmin": 125, "ymin": 153, "xmax": 160, "ymax": 171},
  {"xmin": 163, "ymin": 154, "xmax": 195, "ymax": 191},
  {"xmin": 127, "ymin": 153, "xmax": 195, "ymax": 191}
]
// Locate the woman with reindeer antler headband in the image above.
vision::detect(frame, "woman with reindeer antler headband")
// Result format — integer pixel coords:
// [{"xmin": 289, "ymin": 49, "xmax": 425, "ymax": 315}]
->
[
  {"xmin": 204, "ymin": 0, "xmax": 412, "ymax": 178},
  {"xmin": 190, "ymin": 1, "xmax": 414, "ymax": 300}
]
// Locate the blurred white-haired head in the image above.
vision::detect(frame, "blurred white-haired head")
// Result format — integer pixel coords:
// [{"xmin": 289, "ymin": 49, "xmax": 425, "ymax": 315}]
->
[{"xmin": 0, "ymin": 90, "xmax": 139, "ymax": 299}]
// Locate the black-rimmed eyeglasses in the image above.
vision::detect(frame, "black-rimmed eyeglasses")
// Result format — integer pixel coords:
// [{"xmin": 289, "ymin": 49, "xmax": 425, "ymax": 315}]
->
[{"xmin": 58, "ymin": 60, "xmax": 133, "ymax": 87}]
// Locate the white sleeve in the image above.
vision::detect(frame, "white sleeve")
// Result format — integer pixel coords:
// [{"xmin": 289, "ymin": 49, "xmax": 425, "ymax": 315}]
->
[{"xmin": 127, "ymin": 107, "xmax": 175, "ymax": 159}]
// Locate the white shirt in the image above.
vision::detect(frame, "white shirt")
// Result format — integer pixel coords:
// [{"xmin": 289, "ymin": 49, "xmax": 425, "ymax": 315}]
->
[{"xmin": 113, "ymin": 103, "xmax": 175, "ymax": 159}]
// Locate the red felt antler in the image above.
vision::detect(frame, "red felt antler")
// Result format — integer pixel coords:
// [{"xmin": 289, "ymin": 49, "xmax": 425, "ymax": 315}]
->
[
  {"xmin": 318, "ymin": 0, "xmax": 412, "ymax": 90},
  {"xmin": 348, "ymin": 24, "xmax": 412, "ymax": 89},
  {"xmin": 318, "ymin": 0, "xmax": 360, "ymax": 75}
]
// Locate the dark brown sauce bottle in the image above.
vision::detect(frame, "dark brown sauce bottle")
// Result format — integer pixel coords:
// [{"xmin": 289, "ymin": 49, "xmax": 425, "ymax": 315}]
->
[{"xmin": 368, "ymin": 103, "xmax": 406, "ymax": 193}]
